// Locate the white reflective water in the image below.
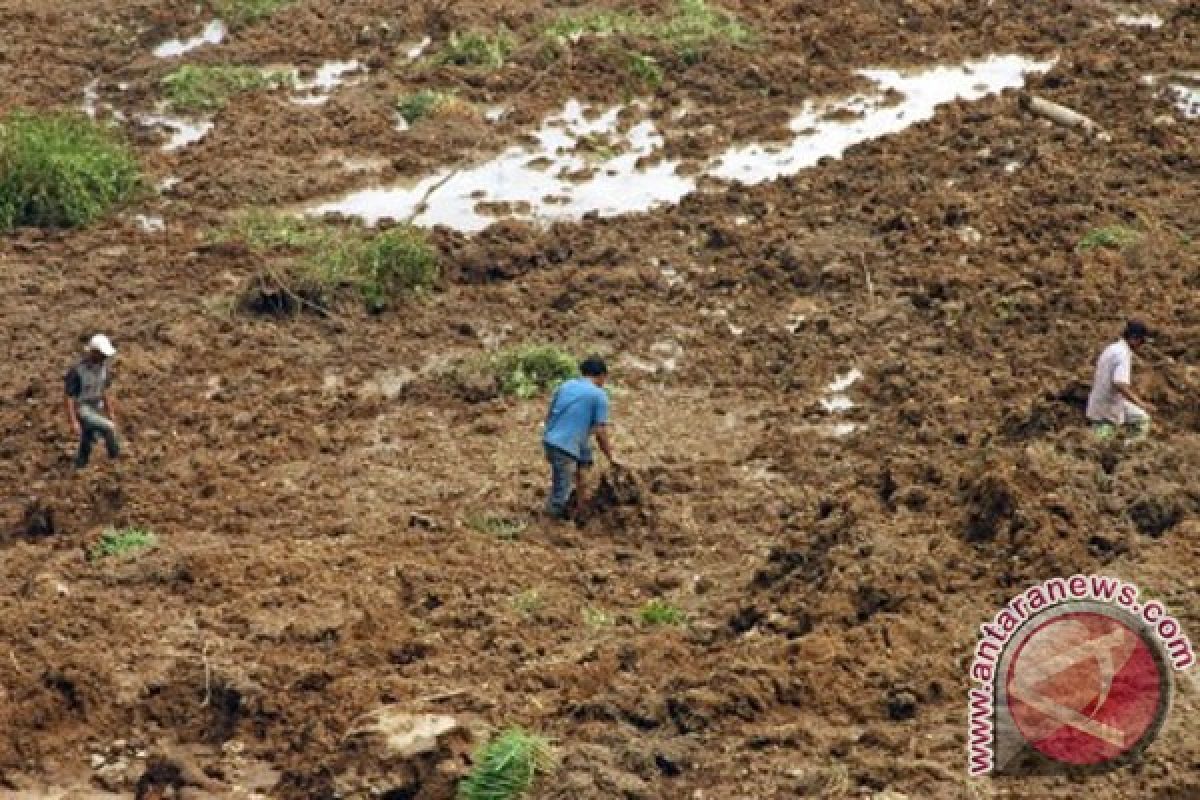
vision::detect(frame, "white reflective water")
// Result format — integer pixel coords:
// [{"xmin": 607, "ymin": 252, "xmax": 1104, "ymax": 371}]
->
[
  {"xmin": 138, "ymin": 113, "xmax": 214, "ymax": 151},
  {"xmin": 135, "ymin": 214, "xmax": 165, "ymax": 233},
  {"xmin": 311, "ymin": 55, "xmax": 1051, "ymax": 232},
  {"xmin": 1116, "ymin": 13, "xmax": 1164, "ymax": 28},
  {"xmin": 154, "ymin": 20, "xmax": 227, "ymax": 58},
  {"xmin": 1170, "ymin": 80, "xmax": 1199, "ymax": 119},
  {"xmin": 291, "ymin": 60, "xmax": 365, "ymax": 105},
  {"xmin": 312, "ymin": 99, "xmax": 693, "ymax": 231},
  {"xmin": 406, "ymin": 36, "xmax": 432, "ymax": 61},
  {"xmin": 711, "ymin": 55, "xmax": 1053, "ymax": 184},
  {"xmin": 81, "ymin": 80, "xmax": 99, "ymax": 118}
]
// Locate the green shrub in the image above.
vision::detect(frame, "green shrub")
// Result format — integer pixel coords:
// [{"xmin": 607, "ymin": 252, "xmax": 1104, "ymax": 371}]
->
[
  {"xmin": 439, "ymin": 30, "xmax": 515, "ymax": 68},
  {"xmin": 545, "ymin": 9, "xmax": 643, "ymax": 42},
  {"xmin": 212, "ymin": 0, "xmax": 294, "ymax": 28},
  {"xmin": 511, "ymin": 589, "xmax": 543, "ymax": 616},
  {"xmin": 357, "ymin": 226, "xmax": 439, "ymax": 306},
  {"xmin": 1078, "ymin": 225, "xmax": 1143, "ymax": 252},
  {"xmin": 397, "ymin": 89, "xmax": 457, "ymax": 125},
  {"xmin": 492, "ymin": 345, "xmax": 578, "ymax": 398},
  {"xmin": 458, "ymin": 728, "xmax": 556, "ymax": 800},
  {"xmin": 163, "ymin": 65, "xmax": 293, "ymax": 112},
  {"xmin": 626, "ymin": 51, "xmax": 664, "ymax": 88},
  {"xmin": 0, "ymin": 111, "xmax": 140, "ymax": 230},
  {"xmin": 639, "ymin": 599, "xmax": 686, "ymax": 626},
  {"xmin": 546, "ymin": 0, "xmax": 749, "ymax": 59},
  {"xmin": 90, "ymin": 526, "xmax": 157, "ymax": 561},
  {"xmin": 466, "ymin": 513, "xmax": 527, "ymax": 540}
]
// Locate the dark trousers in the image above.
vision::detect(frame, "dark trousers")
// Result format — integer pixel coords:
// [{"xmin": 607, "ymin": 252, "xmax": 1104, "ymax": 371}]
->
[{"xmin": 76, "ymin": 406, "xmax": 119, "ymax": 468}]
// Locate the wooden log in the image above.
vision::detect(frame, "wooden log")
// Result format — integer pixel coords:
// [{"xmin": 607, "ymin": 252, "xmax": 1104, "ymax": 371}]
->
[{"xmin": 1019, "ymin": 93, "xmax": 1103, "ymax": 135}]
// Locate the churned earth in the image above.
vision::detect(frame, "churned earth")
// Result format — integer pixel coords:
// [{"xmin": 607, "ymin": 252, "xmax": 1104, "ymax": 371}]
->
[{"xmin": 1, "ymin": 0, "xmax": 1199, "ymax": 798}]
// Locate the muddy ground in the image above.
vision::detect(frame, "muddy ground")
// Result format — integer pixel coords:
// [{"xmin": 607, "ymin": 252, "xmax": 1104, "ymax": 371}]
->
[{"xmin": 1, "ymin": 0, "xmax": 1199, "ymax": 798}]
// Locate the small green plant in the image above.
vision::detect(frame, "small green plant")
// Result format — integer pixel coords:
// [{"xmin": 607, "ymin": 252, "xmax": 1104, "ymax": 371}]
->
[
  {"xmin": 626, "ymin": 51, "xmax": 664, "ymax": 88},
  {"xmin": 492, "ymin": 345, "xmax": 578, "ymax": 398},
  {"xmin": 458, "ymin": 728, "xmax": 556, "ymax": 800},
  {"xmin": 397, "ymin": 89, "xmax": 458, "ymax": 125},
  {"xmin": 546, "ymin": 0, "xmax": 749, "ymax": 59},
  {"xmin": 162, "ymin": 65, "xmax": 293, "ymax": 112},
  {"xmin": 545, "ymin": 9, "xmax": 643, "ymax": 42},
  {"xmin": 466, "ymin": 513, "xmax": 527, "ymax": 540},
  {"xmin": 90, "ymin": 526, "xmax": 157, "ymax": 561},
  {"xmin": 214, "ymin": 209, "xmax": 329, "ymax": 250},
  {"xmin": 511, "ymin": 589, "xmax": 543, "ymax": 616},
  {"xmin": 0, "ymin": 111, "xmax": 141, "ymax": 230},
  {"xmin": 583, "ymin": 607, "xmax": 615, "ymax": 628},
  {"xmin": 1078, "ymin": 225, "xmax": 1143, "ymax": 252},
  {"xmin": 639, "ymin": 599, "xmax": 686, "ymax": 626},
  {"xmin": 212, "ymin": 0, "xmax": 294, "ymax": 28},
  {"xmin": 439, "ymin": 30, "xmax": 515, "ymax": 69},
  {"xmin": 355, "ymin": 226, "xmax": 439, "ymax": 308}
]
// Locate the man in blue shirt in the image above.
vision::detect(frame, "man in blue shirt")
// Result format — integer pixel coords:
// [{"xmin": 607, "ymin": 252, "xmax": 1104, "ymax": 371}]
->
[{"xmin": 542, "ymin": 356, "xmax": 618, "ymax": 519}]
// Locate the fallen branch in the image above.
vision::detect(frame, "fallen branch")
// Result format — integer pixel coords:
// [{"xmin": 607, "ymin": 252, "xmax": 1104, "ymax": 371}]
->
[{"xmin": 1019, "ymin": 93, "xmax": 1107, "ymax": 138}]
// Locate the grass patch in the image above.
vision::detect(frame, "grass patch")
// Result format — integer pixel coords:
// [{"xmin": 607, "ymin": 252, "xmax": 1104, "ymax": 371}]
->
[
  {"xmin": 221, "ymin": 212, "xmax": 437, "ymax": 312},
  {"xmin": 626, "ymin": 51, "xmax": 664, "ymax": 88},
  {"xmin": 511, "ymin": 589, "xmax": 543, "ymax": 616},
  {"xmin": 212, "ymin": 0, "xmax": 294, "ymax": 28},
  {"xmin": 397, "ymin": 89, "xmax": 469, "ymax": 125},
  {"xmin": 162, "ymin": 65, "xmax": 293, "ymax": 113},
  {"xmin": 546, "ymin": 0, "xmax": 750, "ymax": 60},
  {"xmin": 90, "ymin": 526, "xmax": 157, "ymax": 561},
  {"xmin": 0, "ymin": 111, "xmax": 141, "ymax": 230},
  {"xmin": 466, "ymin": 513, "xmax": 527, "ymax": 540},
  {"xmin": 492, "ymin": 345, "xmax": 578, "ymax": 398},
  {"xmin": 1078, "ymin": 225, "xmax": 1143, "ymax": 252},
  {"xmin": 439, "ymin": 30, "xmax": 515, "ymax": 69},
  {"xmin": 639, "ymin": 599, "xmax": 686, "ymax": 626},
  {"xmin": 458, "ymin": 728, "xmax": 556, "ymax": 800},
  {"xmin": 583, "ymin": 607, "xmax": 615, "ymax": 628}
]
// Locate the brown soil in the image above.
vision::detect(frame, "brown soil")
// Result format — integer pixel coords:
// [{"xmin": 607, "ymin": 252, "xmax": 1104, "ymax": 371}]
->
[{"xmin": 2, "ymin": 0, "xmax": 1199, "ymax": 798}]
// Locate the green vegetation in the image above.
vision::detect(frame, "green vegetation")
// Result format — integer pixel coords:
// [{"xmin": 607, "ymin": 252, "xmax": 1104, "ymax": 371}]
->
[
  {"xmin": 458, "ymin": 728, "xmax": 556, "ymax": 800},
  {"xmin": 90, "ymin": 526, "xmax": 157, "ymax": 561},
  {"xmin": 439, "ymin": 30, "xmax": 515, "ymax": 69},
  {"xmin": 511, "ymin": 589, "xmax": 543, "ymax": 616},
  {"xmin": 546, "ymin": 0, "xmax": 750, "ymax": 60},
  {"xmin": 466, "ymin": 513, "xmax": 527, "ymax": 540},
  {"xmin": 220, "ymin": 212, "xmax": 437, "ymax": 311},
  {"xmin": 1078, "ymin": 225, "xmax": 1143, "ymax": 252},
  {"xmin": 492, "ymin": 345, "xmax": 578, "ymax": 398},
  {"xmin": 0, "ymin": 111, "xmax": 141, "ymax": 230},
  {"xmin": 162, "ymin": 65, "xmax": 293, "ymax": 113},
  {"xmin": 397, "ymin": 89, "xmax": 460, "ymax": 125},
  {"xmin": 582, "ymin": 606, "xmax": 615, "ymax": 628},
  {"xmin": 212, "ymin": 0, "xmax": 294, "ymax": 28},
  {"xmin": 639, "ymin": 599, "xmax": 686, "ymax": 626},
  {"xmin": 625, "ymin": 51, "xmax": 664, "ymax": 88}
]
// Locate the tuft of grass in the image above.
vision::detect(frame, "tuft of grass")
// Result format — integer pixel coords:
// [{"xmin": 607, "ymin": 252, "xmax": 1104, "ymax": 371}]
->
[
  {"xmin": 511, "ymin": 589, "xmax": 543, "ymax": 616},
  {"xmin": 162, "ymin": 65, "xmax": 293, "ymax": 113},
  {"xmin": 583, "ymin": 607, "xmax": 615, "ymax": 628},
  {"xmin": 492, "ymin": 345, "xmax": 578, "ymax": 398},
  {"xmin": 546, "ymin": 0, "xmax": 750, "ymax": 60},
  {"xmin": 221, "ymin": 212, "xmax": 437, "ymax": 311},
  {"xmin": 639, "ymin": 599, "xmax": 686, "ymax": 626},
  {"xmin": 397, "ymin": 89, "xmax": 459, "ymax": 125},
  {"xmin": 212, "ymin": 0, "xmax": 294, "ymax": 28},
  {"xmin": 466, "ymin": 513, "xmax": 527, "ymax": 540},
  {"xmin": 626, "ymin": 51, "xmax": 664, "ymax": 88},
  {"xmin": 1077, "ymin": 225, "xmax": 1143, "ymax": 252},
  {"xmin": 458, "ymin": 728, "xmax": 556, "ymax": 800},
  {"xmin": 89, "ymin": 526, "xmax": 157, "ymax": 561},
  {"xmin": 439, "ymin": 30, "xmax": 515, "ymax": 69},
  {"xmin": 0, "ymin": 111, "xmax": 141, "ymax": 230}
]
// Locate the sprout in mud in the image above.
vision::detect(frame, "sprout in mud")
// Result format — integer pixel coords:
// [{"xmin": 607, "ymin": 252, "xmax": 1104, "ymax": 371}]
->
[
  {"xmin": 457, "ymin": 728, "xmax": 556, "ymax": 800},
  {"xmin": 1077, "ymin": 225, "xmax": 1143, "ymax": 252},
  {"xmin": 639, "ymin": 598, "xmax": 687, "ymax": 626},
  {"xmin": 397, "ymin": 89, "xmax": 468, "ymax": 125},
  {"xmin": 438, "ymin": 30, "xmax": 516, "ymax": 69},
  {"xmin": 89, "ymin": 526, "xmax": 158, "ymax": 561},
  {"xmin": 0, "ymin": 111, "xmax": 141, "ymax": 231},
  {"xmin": 162, "ymin": 65, "xmax": 294, "ymax": 112}
]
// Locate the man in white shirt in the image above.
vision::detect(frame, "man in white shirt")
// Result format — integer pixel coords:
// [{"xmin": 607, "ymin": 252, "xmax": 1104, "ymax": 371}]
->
[
  {"xmin": 1086, "ymin": 320, "xmax": 1152, "ymax": 440},
  {"xmin": 64, "ymin": 334, "xmax": 121, "ymax": 468}
]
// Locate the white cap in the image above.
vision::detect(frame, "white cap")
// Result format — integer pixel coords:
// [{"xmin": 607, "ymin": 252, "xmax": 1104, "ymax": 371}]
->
[{"xmin": 87, "ymin": 334, "xmax": 117, "ymax": 357}]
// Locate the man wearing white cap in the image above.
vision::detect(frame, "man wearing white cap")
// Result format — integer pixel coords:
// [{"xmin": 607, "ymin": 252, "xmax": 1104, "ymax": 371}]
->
[{"xmin": 64, "ymin": 334, "xmax": 121, "ymax": 469}]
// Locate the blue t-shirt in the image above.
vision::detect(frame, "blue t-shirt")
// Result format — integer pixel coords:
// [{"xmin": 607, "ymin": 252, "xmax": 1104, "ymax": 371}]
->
[{"xmin": 543, "ymin": 378, "xmax": 609, "ymax": 461}]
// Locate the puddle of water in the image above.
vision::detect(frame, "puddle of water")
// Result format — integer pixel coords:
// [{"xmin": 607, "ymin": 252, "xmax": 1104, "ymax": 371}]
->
[
  {"xmin": 1004, "ymin": 160, "xmax": 1022, "ymax": 174},
  {"xmin": 82, "ymin": 80, "xmax": 100, "ymax": 118},
  {"xmin": 291, "ymin": 60, "xmax": 365, "ymax": 105},
  {"xmin": 135, "ymin": 214, "xmax": 165, "ymax": 233},
  {"xmin": 824, "ymin": 422, "xmax": 860, "ymax": 438},
  {"xmin": 827, "ymin": 368, "xmax": 863, "ymax": 394},
  {"xmin": 712, "ymin": 55, "xmax": 1053, "ymax": 184},
  {"xmin": 158, "ymin": 176, "xmax": 182, "ymax": 192},
  {"xmin": 406, "ymin": 36, "xmax": 432, "ymax": 61},
  {"xmin": 154, "ymin": 19, "xmax": 227, "ymax": 58},
  {"xmin": 313, "ymin": 99, "xmax": 693, "ymax": 231},
  {"xmin": 138, "ymin": 113, "xmax": 213, "ymax": 151},
  {"xmin": 485, "ymin": 106, "xmax": 509, "ymax": 123},
  {"xmin": 312, "ymin": 55, "xmax": 1049, "ymax": 232},
  {"xmin": 1116, "ymin": 12, "xmax": 1164, "ymax": 28},
  {"xmin": 1169, "ymin": 82, "xmax": 1200, "ymax": 119}
]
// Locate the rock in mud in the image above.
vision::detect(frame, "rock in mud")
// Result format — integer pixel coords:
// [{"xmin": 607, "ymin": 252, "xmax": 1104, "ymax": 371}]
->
[{"xmin": 336, "ymin": 708, "xmax": 473, "ymax": 798}]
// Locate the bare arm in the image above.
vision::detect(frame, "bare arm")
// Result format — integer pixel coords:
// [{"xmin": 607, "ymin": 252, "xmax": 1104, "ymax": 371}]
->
[
  {"xmin": 104, "ymin": 392, "xmax": 119, "ymax": 427},
  {"xmin": 593, "ymin": 424, "xmax": 617, "ymax": 465},
  {"xmin": 65, "ymin": 395, "xmax": 80, "ymax": 436}
]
